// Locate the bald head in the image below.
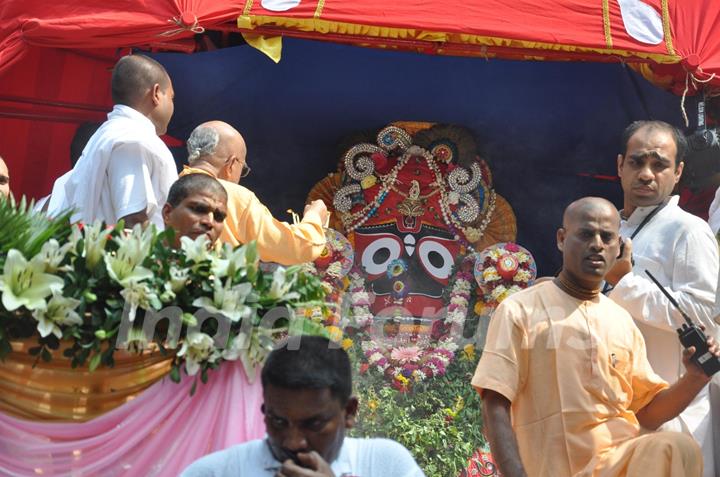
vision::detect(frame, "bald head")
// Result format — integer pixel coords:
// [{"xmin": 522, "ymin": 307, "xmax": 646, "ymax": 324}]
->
[
  {"xmin": 562, "ymin": 197, "xmax": 619, "ymax": 228},
  {"xmin": 558, "ymin": 197, "xmax": 621, "ymax": 287},
  {"xmin": 186, "ymin": 121, "xmax": 248, "ymax": 183},
  {"xmin": 112, "ymin": 55, "xmax": 170, "ymax": 107},
  {"xmin": 0, "ymin": 156, "xmax": 9, "ymax": 199}
]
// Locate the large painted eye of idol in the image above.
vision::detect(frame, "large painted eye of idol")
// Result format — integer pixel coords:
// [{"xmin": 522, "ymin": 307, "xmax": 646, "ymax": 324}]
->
[{"xmin": 353, "ymin": 223, "xmax": 461, "ymax": 317}]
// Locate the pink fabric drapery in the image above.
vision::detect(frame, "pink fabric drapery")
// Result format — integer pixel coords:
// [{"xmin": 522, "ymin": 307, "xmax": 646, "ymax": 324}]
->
[{"xmin": 0, "ymin": 361, "xmax": 265, "ymax": 477}]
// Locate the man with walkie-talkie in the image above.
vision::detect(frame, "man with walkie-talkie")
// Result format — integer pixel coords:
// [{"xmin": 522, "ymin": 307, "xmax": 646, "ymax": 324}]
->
[{"xmin": 605, "ymin": 120, "xmax": 720, "ymax": 477}]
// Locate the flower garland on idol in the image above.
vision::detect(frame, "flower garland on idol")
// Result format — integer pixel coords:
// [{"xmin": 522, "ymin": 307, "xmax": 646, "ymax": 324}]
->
[
  {"xmin": 349, "ymin": 244, "xmax": 536, "ymax": 392},
  {"xmin": 349, "ymin": 258, "xmax": 474, "ymax": 392},
  {"xmin": 299, "ymin": 228, "xmax": 355, "ymax": 348}
]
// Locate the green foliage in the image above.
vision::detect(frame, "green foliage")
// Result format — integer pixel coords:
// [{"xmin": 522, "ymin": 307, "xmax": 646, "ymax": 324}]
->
[
  {"xmin": 350, "ymin": 355, "xmax": 486, "ymax": 476},
  {"xmin": 0, "ymin": 196, "xmax": 73, "ymax": 267},
  {"xmin": 0, "ymin": 205, "xmax": 328, "ymax": 384}
]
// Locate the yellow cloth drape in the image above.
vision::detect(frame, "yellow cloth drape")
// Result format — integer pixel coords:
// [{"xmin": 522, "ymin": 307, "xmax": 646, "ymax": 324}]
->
[{"xmin": 0, "ymin": 340, "xmax": 173, "ymax": 422}]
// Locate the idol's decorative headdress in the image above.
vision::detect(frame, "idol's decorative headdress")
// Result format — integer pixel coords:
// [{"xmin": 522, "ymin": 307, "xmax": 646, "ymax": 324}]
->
[{"xmin": 309, "ymin": 122, "xmax": 516, "ymax": 251}]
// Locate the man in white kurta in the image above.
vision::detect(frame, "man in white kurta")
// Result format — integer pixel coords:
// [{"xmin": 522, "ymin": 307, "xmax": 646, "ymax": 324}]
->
[
  {"xmin": 63, "ymin": 55, "xmax": 177, "ymax": 229},
  {"xmin": 708, "ymin": 186, "xmax": 720, "ymax": 236},
  {"xmin": 606, "ymin": 121, "xmax": 719, "ymax": 477}
]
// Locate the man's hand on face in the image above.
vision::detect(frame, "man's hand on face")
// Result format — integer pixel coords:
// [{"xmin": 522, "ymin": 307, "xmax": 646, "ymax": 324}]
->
[
  {"xmin": 604, "ymin": 237, "xmax": 633, "ymax": 286},
  {"xmin": 304, "ymin": 200, "xmax": 330, "ymax": 227},
  {"xmin": 682, "ymin": 327, "xmax": 720, "ymax": 384},
  {"xmin": 275, "ymin": 451, "xmax": 335, "ymax": 477}
]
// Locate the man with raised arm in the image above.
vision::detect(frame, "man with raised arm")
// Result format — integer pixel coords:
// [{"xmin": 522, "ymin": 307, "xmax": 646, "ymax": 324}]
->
[
  {"xmin": 181, "ymin": 336, "xmax": 425, "ymax": 477},
  {"xmin": 605, "ymin": 120, "xmax": 719, "ymax": 476},
  {"xmin": 473, "ymin": 197, "xmax": 718, "ymax": 477},
  {"xmin": 180, "ymin": 121, "xmax": 327, "ymax": 265}
]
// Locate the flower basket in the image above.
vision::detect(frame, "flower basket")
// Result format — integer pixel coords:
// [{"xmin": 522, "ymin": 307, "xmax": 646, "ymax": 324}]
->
[
  {"xmin": 0, "ymin": 338, "xmax": 174, "ymax": 421},
  {"xmin": 0, "ymin": 198, "xmax": 329, "ymax": 418}
]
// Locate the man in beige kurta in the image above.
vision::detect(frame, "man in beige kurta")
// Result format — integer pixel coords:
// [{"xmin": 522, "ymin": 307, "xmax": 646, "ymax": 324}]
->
[
  {"xmin": 473, "ymin": 197, "xmax": 715, "ymax": 477},
  {"xmin": 180, "ymin": 121, "xmax": 327, "ymax": 265}
]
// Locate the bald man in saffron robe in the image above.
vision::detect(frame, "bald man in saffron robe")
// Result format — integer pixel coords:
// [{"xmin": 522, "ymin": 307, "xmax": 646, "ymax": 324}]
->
[
  {"xmin": 180, "ymin": 121, "xmax": 327, "ymax": 265},
  {"xmin": 472, "ymin": 197, "xmax": 718, "ymax": 477}
]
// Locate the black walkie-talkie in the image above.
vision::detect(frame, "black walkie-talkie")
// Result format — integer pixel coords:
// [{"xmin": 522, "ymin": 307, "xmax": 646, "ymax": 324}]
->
[{"xmin": 645, "ymin": 270, "xmax": 720, "ymax": 377}]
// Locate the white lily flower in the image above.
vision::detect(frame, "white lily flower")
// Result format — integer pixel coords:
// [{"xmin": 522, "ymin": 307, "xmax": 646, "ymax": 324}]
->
[
  {"xmin": 268, "ymin": 267, "xmax": 300, "ymax": 301},
  {"xmin": 82, "ymin": 221, "xmax": 110, "ymax": 268},
  {"xmin": 31, "ymin": 239, "xmax": 73, "ymax": 273},
  {"xmin": 180, "ymin": 235, "xmax": 211, "ymax": 264},
  {"xmin": 177, "ymin": 332, "xmax": 220, "ymax": 376},
  {"xmin": 0, "ymin": 249, "xmax": 64, "ymax": 311},
  {"xmin": 120, "ymin": 281, "xmax": 161, "ymax": 323},
  {"xmin": 168, "ymin": 266, "xmax": 189, "ymax": 293},
  {"xmin": 211, "ymin": 243, "xmax": 248, "ymax": 279},
  {"xmin": 67, "ymin": 223, "xmax": 83, "ymax": 253},
  {"xmin": 221, "ymin": 332, "xmax": 249, "ymax": 361},
  {"xmin": 31, "ymin": 292, "xmax": 82, "ymax": 338},
  {"xmin": 222, "ymin": 329, "xmax": 273, "ymax": 383},
  {"xmin": 105, "ymin": 225, "xmax": 154, "ymax": 286},
  {"xmin": 192, "ymin": 278, "xmax": 253, "ymax": 322}
]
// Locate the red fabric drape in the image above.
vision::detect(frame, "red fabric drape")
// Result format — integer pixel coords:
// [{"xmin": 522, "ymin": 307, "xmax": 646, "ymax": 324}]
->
[
  {"xmin": 0, "ymin": 46, "xmax": 113, "ymax": 201},
  {"xmin": 0, "ymin": 1, "xmax": 243, "ymax": 75}
]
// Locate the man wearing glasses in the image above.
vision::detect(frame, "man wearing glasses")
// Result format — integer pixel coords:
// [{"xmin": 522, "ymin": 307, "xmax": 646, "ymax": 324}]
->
[{"xmin": 180, "ymin": 121, "xmax": 328, "ymax": 265}]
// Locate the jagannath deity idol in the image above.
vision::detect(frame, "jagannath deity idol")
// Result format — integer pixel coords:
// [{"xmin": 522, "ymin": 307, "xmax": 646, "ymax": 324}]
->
[{"xmin": 308, "ymin": 122, "xmax": 517, "ymax": 326}]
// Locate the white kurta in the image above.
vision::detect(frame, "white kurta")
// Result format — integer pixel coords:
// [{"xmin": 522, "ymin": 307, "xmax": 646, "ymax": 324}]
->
[
  {"xmin": 63, "ymin": 105, "xmax": 177, "ymax": 229},
  {"xmin": 180, "ymin": 437, "xmax": 426, "ymax": 477},
  {"xmin": 609, "ymin": 195, "xmax": 719, "ymax": 477},
  {"xmin": 43, "ymin": 170, "xmax": 71, "ymax": 217},
  {"xmin": 707, "ymin": 186, "xmax": 720, "ymax": 235}
]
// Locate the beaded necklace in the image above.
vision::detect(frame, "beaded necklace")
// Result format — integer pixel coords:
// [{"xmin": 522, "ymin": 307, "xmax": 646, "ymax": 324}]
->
[{"xmin": 553, "ymin": 274, "xmax": 601, "ymax": 301}]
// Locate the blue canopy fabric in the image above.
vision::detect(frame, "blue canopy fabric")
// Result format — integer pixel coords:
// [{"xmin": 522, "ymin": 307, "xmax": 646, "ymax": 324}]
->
[{"xmin": 153, "ymin": 38, "xmax": 689, "ymax": 274}]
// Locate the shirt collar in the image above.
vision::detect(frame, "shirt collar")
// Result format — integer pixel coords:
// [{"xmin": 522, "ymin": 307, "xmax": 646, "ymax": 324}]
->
[
  {"xmin": 108, "ymin": 104, "xmax": 157, "ymax": 133},
  {"xmin": 182, "ymin": 165, "xmax": 217, "ymax": 179},
  {"xmin": 622, "ymin": 195, "xmax": 678, "ymax": 226}
]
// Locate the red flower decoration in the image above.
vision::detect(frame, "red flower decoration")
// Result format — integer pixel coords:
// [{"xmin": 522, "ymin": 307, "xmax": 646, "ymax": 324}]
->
[
  {"xmin": 431, "ymin": 320, "xmax": 451, "ymax": 340},
  {"xmin": 505, "ymin": 242, "xmax": 520, "ymax": 253}
]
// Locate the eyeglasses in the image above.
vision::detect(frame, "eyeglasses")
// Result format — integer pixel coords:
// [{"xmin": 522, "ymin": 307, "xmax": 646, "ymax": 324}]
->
[{"xmin": 240, "ymin": 163, "xmax": 251, "ymax": 178}]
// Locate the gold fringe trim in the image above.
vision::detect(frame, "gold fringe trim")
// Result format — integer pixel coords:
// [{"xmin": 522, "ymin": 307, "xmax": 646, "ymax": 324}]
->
[
  {"xmin": 314, "ymin": 0, "xmax": 326, "ymax": 19},
  {"xmin": 237, "ymin": 15, "xmax": 681, "ymax": 64},
  {"xmin": 660, "ymin": 0, "xmax": 676, "ymax": 56},
  {"xmin": 243, "ymin": 0, "xmax": 254, "ymax": 17},
  {"xmin": 602, "ymin": 0, "xmax": 613, "ymax": 49}
]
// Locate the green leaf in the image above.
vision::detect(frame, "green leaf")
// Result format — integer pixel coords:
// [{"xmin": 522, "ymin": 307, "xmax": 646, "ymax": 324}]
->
[
  {"xmin": 0, "ymin": 338, "xmax": 11, "ymax": 360},
  {"xmin": 169, "ymin": 365, "xmax": 181, "ymax": 383},
  {"xmin": 88, "ymin": 353, "xmax": 102, "ymax": 372},
  {"xmin": 288, "ymin": 317, "xmax": 330, "ymax": 339},
  {"xmin": 41, "ymin": 347, "xmax": 52, "ymax": 362},
  {"xmin": 189, "ymin": 378, "xmax": 197, "ymax": 396},
  {"xmin": 0, "ymin": 195, "xmax": 73, "ymax": 259}
]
